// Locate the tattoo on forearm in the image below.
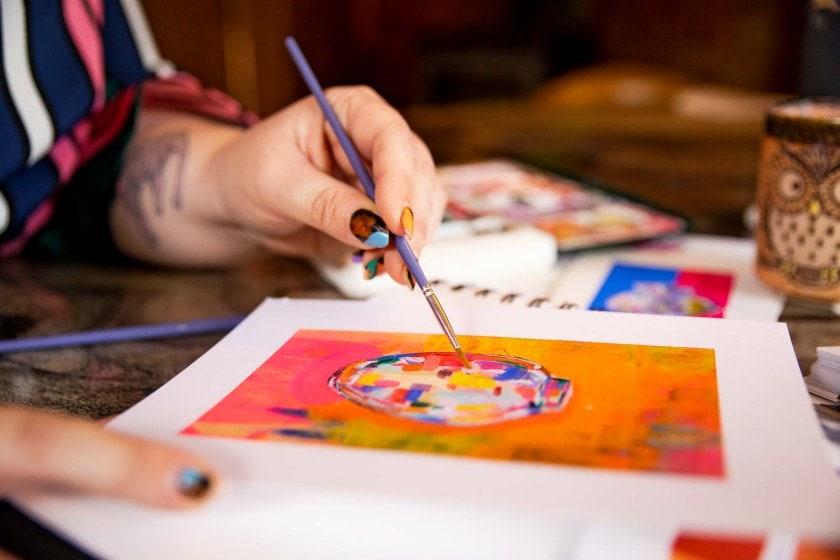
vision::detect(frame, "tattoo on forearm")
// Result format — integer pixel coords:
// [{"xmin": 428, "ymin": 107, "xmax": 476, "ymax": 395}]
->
[{"xmin": 116, "ymin": 132, "xmax": 188, "ymax": 247}]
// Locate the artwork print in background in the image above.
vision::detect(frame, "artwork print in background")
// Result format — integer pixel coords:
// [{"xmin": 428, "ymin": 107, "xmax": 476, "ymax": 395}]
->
[
  {"xmin": 589, "ymin": 262, "xmax": 734, "ymax": 318},
  {"xmin": 439, "ymin": 159, "xmax": 686, "ymax": 251},
  {"xmin": 184, "ymin": 329, "xmax": 723, "ymax": 477}
]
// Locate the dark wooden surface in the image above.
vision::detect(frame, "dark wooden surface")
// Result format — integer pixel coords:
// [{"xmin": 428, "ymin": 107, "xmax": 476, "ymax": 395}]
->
[{"xmin": 0, "ymin": 257, "xmax": 337, "ymax": 419}]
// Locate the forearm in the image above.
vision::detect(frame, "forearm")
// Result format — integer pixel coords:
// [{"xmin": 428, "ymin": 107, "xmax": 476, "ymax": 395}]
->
[
  {"xmin": 109, "ymin": 87, "xmax": 447, "ymax": 281},
  {"xmin": 109, "ymin": 109, "xmax": 267, "ymax": 267}
]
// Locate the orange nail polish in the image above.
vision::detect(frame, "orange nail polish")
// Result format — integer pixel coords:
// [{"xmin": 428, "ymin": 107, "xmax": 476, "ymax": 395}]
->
[
  {"xmin": 400, "ymin": 207, "xmax": 414, "ymax": 240},
  {"xmin": 402, "ymin": 266, "xmax": 416, "ymax": 291}
]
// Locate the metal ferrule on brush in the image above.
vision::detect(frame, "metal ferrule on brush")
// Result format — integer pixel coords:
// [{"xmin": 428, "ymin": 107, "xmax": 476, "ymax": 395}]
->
[
  {"xmin": 284, "ymin": 36, "xmax": 470, "ymax": 369},
  {"xmin": 421, "ymin": 285, "xmax": 469, "ymax": 368}
]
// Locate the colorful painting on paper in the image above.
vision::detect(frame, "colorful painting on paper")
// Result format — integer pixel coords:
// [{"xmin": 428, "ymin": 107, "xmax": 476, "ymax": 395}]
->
[
  {"xmin": 670, "ymin": 532, "xmax": 840, "ymax": 560},
  {"xmin": 183, "ymin": 329, "xmax": 724, "ymax": 477},
  {"xmin": 589, "ymin": 262, "xmax": 734, "ymax": 318}
]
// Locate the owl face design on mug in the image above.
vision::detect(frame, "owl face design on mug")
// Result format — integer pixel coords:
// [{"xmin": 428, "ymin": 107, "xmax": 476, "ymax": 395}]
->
[{"xmin": 763, "ymin": 143, "xmax": 840, "ymax": 287}]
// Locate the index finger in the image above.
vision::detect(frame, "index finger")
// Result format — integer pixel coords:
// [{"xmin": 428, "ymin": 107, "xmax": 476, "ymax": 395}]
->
[
  {"xmin": 324, "ymin": 87, "xmax": 442, "ymax": 249},
  {"xmin": 0, "ymin": 406, "xmax": 217, "ymax": 509}
]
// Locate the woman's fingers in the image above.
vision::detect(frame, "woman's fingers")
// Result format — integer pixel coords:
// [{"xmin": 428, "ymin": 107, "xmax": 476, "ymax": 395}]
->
[
  {"xmin": 0, "ymin": 406, "xmax": 216, "ymax": 509},
  {"xmin": 322, "ymin": 87, "xmax": 443, "ymax": 249},
  {"xmin": 317, "ymin": 87, "xmax": 446, "ymax": 285},
  {"xmin": 215, "ymin": 85, "xmax": 446, "ymax": 287}
]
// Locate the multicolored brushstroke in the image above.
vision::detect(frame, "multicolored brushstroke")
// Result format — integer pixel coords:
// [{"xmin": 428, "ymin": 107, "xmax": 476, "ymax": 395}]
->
[
  {"xmin": 589, "ymin": 263, "xmax": 734, "ymax": 318},
  {"xmin": 183, "ymin": 329, "xmax": 724, "ymax": 477},
  {"xmin": 329, "ymin": 352, "xmax": 571, "ymax": 426}
]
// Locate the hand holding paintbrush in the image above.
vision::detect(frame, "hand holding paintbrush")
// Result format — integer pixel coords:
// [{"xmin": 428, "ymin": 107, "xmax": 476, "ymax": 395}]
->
[{"xmin": 284, "ymin": 37, "xmax": 470, "ymax": 368}]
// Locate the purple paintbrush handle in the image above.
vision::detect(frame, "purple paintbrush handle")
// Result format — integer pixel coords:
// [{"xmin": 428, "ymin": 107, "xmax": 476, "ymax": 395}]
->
[{"xmin": 284, "ymin": 36, "xmax": 428, "ymax": 287}]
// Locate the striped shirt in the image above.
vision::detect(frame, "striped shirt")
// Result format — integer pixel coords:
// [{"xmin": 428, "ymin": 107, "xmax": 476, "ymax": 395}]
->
[{"xmin": 0, "ymin": 0, "xmax": 255, "ymax": 258}]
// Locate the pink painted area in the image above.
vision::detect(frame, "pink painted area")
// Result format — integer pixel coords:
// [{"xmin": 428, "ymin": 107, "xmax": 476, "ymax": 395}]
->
[
  {"xmin": 288, "ymin": 343, "xmax": 378, "ymax": 406},
  {"xmin": 195, "ymin": 334, "xmax": 385, "ymax": 425},
  {"xmin": 516, "ymin": 386, "xmax": 536, "ymax": 400},
  {"xmin": 62, "ymin": 0, "xmax": 105, "ymax": 111},
  {"xmin": 374, "ymin": 379, "xmax": 400, "ymax": 388},
  {"xmin": 675, "ymin": 270, "xmax": 733, "ymax": 319},
  {"xmin": 421, "ymin": 353, "xmax": 442, "ymax": 371}
]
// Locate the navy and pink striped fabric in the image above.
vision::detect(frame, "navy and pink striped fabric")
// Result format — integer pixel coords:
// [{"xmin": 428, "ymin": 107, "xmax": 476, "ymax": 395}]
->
[{"xmin": 0, "ymin": 0, "xmax": 256, "ymax": 257}]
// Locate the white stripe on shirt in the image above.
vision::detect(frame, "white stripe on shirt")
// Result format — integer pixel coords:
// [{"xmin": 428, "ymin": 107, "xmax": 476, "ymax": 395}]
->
[
  {"xmin": 1, "ymin": 0, "xmax": 55, "ymax": 164},
  {"xmin": 117, "ymin": 0, "xmax": 174, "ymax": 76}
]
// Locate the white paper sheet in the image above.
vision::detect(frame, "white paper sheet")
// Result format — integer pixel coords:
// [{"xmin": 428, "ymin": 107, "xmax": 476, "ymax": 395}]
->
[{"xmin": 12, "ymin": 298, "xmax": 840, "ymax": 559}]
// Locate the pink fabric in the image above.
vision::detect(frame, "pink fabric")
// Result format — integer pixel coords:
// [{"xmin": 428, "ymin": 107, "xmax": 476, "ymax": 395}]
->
[
  {"xmin": 69, "ymin": 87, "xmax": 138, "ymax": 161},
  {"xmin": 0, "ymin": 202, "xmax": 53, "ymax": 258},
  {"xmin": 88, "ymin": 0, "xmax": 104, "ymax": 25},
  {"xmin": 2, "ymin": 89, "xmax": 141, "ymax": 256},
  {"xmin": 49, "ymin": 136, "xmax": 80, "ymax": 184},
  {"xmin": 62, "ymin": 0, "xmax": 105, "ymax": 111},
  {"xmin": 141, "ymin": 72, "xmax": 259, "ymax": 127}
]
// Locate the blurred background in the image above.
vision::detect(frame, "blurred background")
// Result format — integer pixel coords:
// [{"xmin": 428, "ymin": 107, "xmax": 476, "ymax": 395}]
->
[
  {"xmin": 143, "ymin": 0, "xmax": 808, "ymax": 114},
  {"xmin": 141, "ymin": 0, "xmax": 837, "ymax": 235}
]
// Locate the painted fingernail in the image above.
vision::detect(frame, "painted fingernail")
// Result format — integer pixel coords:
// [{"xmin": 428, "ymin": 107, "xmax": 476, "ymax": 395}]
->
[
  {"xmin": 400, "ymin": 207, "xmax": 414, "ymax": 240},
  {"xmin": 351, "ymin": 249, "xmax": 365, "ymax": 263},
  {"xmin": 177, "ymin": 468, "xmax": 212, "ymax": 499},
  {"xmin": 402, "ymin": 266, "xmax": 416, "ymax": 291},
  {"xmin": 350, "ymin": 209, "xmax": 389, "ymax": 249},
  {"xmin": 364, "ymin": 256, "xmax": 384, "ymax": 280}
]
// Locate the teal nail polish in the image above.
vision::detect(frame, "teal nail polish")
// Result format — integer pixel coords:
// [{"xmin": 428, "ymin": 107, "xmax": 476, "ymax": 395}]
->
[
  {"xmin": 365, "ymin": 256, "xmax": 383, "ymax": 280},
  {"xmin": 177, "ymin": 468, "xmax": 211, "ymax": 499},
  {"xmin": 350, "ymin": 209, "xmax": 390, "ymax": 249}
]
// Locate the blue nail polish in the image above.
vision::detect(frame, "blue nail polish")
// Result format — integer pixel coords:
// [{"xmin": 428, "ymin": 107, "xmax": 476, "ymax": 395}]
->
[
  {"xmin": 177, "ymin": 468, "xmax": 211, "ymax": 499},
  {"xmin": 365, "ymin": 231, "xmax": 389, "ymax": 249},
  {"xmin": 350, "ymin": 209, "xmax": 390, "ymax": 249}
]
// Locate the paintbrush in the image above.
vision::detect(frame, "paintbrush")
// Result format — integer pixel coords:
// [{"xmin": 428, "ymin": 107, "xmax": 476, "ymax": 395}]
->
[{"xmin": 284, "ymin": 36, "xmax": 470, "ymax": 369}]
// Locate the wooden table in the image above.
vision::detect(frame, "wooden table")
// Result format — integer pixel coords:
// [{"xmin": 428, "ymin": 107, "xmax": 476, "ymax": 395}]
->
[{"xmin": 0, "ymin": 257, "xmax": 337, "ymax": 419}]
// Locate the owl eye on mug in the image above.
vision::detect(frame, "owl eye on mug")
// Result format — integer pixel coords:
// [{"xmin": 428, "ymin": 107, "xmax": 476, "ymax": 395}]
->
[
  {"xmin": 769, "ymin": 155, "xmax": 812, "ymax": 212},
  {"xmin": 817, "ymin": 170, "xmax": 840, "ymax": 218}
]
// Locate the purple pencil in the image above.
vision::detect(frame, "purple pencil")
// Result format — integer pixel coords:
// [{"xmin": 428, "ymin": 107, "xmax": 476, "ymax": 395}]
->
[{"xmin": 0, "ymin": 315, "xmax": 245, "ymax": 354}]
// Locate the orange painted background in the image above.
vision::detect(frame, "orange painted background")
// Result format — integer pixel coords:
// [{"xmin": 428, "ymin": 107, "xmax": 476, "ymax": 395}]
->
[{"xmin": 184, "ymin": 329, "xmax": 723, "ymax": 477}]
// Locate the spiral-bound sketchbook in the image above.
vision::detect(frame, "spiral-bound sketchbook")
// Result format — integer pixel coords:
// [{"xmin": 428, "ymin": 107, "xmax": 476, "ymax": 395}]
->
[
  {"xmin": 10, "ymin": 298, "xmax": 840, "ymax": 559},
  {"xmin": 313, "ymin": 158, "xmax": 687, "ymax": 300},
  {"xmin": 386, "ymin": 234, "xmax": 785, "ymax": 323}
]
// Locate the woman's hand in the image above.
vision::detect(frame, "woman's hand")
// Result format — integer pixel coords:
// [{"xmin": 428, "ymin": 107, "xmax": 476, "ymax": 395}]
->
[
  {"xmin": 111, "ymin": 85, "xmax": 446, "ymax": 285},
  {"xmin": 0, "ymin": 406, "xmax": 215, "ymax": 509}
]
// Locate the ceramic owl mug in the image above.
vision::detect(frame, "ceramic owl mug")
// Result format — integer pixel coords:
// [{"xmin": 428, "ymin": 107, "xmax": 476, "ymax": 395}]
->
[{"xmin": 755, "ymin": 97, "xmax": 840, "ymax": 302}]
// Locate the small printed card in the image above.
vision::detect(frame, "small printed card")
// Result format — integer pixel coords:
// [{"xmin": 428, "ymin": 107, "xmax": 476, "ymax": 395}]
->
[{"xmin": 438, "ymin": 159, "xmax": 686, "ymax": 251}]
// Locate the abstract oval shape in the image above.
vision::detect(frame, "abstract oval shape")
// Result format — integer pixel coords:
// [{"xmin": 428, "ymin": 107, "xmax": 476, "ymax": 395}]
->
[
  {"xmin": 329, "ymin": 352, "xmax": 572, "ymax": 426},
  {"xmin": 605, "ymin": 282, "xmax": 719, "ymax": 316}
]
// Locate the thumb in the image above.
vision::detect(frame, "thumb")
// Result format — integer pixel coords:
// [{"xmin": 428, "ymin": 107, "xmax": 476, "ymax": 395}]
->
[{"xmin": 0, "ymin": 406, "xmax": 216, "ymax": 509}]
